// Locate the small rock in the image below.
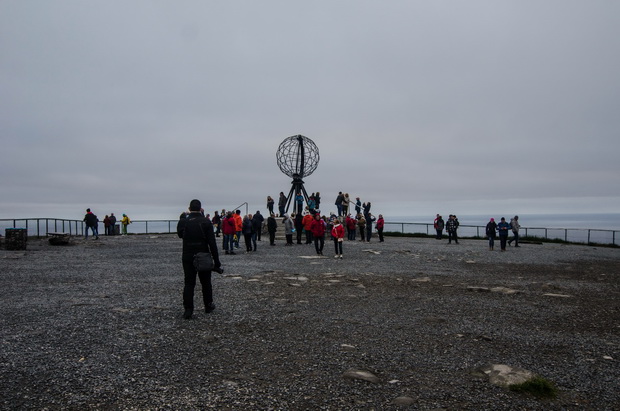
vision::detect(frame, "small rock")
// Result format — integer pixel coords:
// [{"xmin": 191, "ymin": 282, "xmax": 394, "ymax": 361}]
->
[
  {"xmin": 412, "ymin": 277, "xmax": 431, "ymax": 282},
  {"xmin": 472, "ymin": 364, "xmax": 535, "ymax": 387},
  {"xmin": 343, "ymin": 369, "xmax": 380, "ymax": 383},
  {"xmin": 491, "ymin": 287, "xmax": 519, "ymax": 295},
  {"xmin": 467, "ymin": 286, "xmax": 490, "ymax": 292}
]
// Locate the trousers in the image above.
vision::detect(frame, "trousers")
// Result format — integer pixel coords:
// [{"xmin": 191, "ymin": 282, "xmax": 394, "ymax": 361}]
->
[{"xmin": 182, "ymin": 256, "xmax": 213, "ymax": 312}]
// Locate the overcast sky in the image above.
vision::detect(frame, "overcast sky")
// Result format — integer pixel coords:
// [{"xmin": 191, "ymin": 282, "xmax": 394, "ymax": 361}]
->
[{"xmin": 1, "ymin": 1, "xmax": 619, "ymax": 221}]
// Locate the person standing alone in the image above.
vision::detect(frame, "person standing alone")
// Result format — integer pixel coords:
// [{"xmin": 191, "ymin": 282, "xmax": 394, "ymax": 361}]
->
[
  {"xmin": 177, "ymin": 199, "xmax": 222, "ymax": 320},
  {"xmin": 446, "ymin": 214, "xmax": 459, "ymax": 244}
]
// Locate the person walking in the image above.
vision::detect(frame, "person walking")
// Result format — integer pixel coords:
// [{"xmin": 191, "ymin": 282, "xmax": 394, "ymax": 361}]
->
[
  {"xmin": 121, "ymin": 213, "xmax": 131, "ymax": 235},
  {"xmin": 376, "ymin": 214, "xmax": 385, "ymax": 242},
  {"xmin": 508, "ymin": 215, "xmax": 521, "ymax": 247},
  {"xmin": 486, "ymin": 218, "xmax": 497, "ymax": 251},
  {"xmin": 212, "ymin": 211, "xmax": 221, "ymax": 237},
  {"xmin": 176, "ymin": 199, "xmax": 222, "ymax": 320},
  {"xmin": 498, "ymin": 217, "xmax": 511, "ymax": 251},
  {"xmin": 331, "ymin": 218, "xmax": 345, "ymax": 259},
  {"xmin": 242, "ymin": 214, "xmax": 254, "ymax": 253},
  {"xmin": 83, "ymin": 208, "xmax": 99, "ymax": 239},
  {"xmin": 446, "ymin": 214, "xmax": 459, "ymax": 244},
  {"xmin": 311, "ymin": 214, "xmax": 326, "ymax": 255}
]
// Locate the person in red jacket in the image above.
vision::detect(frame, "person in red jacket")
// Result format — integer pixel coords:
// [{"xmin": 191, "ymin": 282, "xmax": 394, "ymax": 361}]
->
[
  {"xmin": 331, "ymin": 218, "xmax": 345, "ymax": 259},
  {"xmin": 222, "ymin": 211, "xmax": 237, "ymax": 255},
  {"xmin": 302, "ymin": 212, "xmax": 314, "ymax": 244},
  {"xmin": 310, "ymin": 214, "xmax": 326, "ymax": 255},
  {"xmin": 376, "ymin": 214, "xmax": 385, "ymax": 242},
  {"xmin": 345, "ymin": 214, "xmax": 357, "ymax": 241}
]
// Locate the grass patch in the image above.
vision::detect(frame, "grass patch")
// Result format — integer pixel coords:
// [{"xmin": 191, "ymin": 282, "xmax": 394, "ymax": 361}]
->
[{"xmin": 509, "ymin": 376, "xmax": 558, "ymax": 399}]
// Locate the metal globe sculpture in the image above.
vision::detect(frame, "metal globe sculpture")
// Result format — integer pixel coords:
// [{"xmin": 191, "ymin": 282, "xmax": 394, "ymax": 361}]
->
[
  {"xmin": 276, "ymin": 135, "xmax": 320, "ymax": 179},
  {"xmin": 276, "ymin": 135, "xmax": 320, "ymax": 214}
]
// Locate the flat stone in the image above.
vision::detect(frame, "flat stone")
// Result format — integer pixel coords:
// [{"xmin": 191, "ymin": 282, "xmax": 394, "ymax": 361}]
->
[
  {"xmin": 283, "ymin": 276, "xmax": 309, "ymax": 281},
  {"xmin": 491, "ymin": 287, "xmax": 519, "ymax": 295},
  {"xmin": 473, "ymin": 364, "xmax": 535, "ymax": 387},
  {"xmin": 412, "ymin": 277, "xmax": 431, "ymax": 282},
  {"xmin": 543, "ymin": 293, "xmax": 572, "ymax": 298},
  {"xmin": 343, "ymin": 369, "xmax": 380, "ymax": 383}
]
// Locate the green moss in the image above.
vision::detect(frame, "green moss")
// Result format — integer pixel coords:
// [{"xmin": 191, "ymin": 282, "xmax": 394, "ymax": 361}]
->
[{"xmin": 509, "ymin": 376, "xmax": 558, "ymax": 399}]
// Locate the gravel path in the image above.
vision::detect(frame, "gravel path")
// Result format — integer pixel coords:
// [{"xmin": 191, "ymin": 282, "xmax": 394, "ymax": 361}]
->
[{"xmin": 1, "ymin": 234, "xmax": 619, "ymax": 410}]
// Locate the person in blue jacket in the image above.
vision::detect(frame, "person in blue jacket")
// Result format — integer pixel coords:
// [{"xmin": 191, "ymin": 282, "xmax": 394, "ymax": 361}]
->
[{"xmin": 497, "ymin": 217, "xmax": 511, "ymax": 251}]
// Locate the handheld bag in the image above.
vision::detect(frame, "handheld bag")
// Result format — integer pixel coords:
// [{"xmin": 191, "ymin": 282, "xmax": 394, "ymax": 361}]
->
[{"xmin": 193, "ymin": 252, "xmax": 214, "ymax": 272}]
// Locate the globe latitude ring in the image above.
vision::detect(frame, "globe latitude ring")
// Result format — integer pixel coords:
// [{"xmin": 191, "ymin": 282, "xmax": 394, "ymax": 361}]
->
[{"xmin": 276, "ymin": 135, "xmax": 320, "ymax": 179}]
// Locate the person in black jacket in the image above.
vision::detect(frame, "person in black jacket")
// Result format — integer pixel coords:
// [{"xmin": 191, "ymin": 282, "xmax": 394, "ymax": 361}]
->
[
  {"xmin": 252, "ymin": 211, "xmax": 264, "ymax": 242},
  {"xmin": 83, "ymin": 208, "xmax": 99, "ymax": 239},
  {"xmin": 267, "ymin": 213, "xmax": 278, "ymax": 245},
  {"xmin": 177, "ymin": 199, "xmax": 222, "ymax": 320}
]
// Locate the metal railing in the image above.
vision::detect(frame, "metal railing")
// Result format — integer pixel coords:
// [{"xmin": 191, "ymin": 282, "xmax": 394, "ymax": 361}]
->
[
  {"xmin": 1, "ymin": 218, "xmax": 617, "ymax": 246},
  {"xmin": 382, "ymin": 222, "xmax": 618, "ymax": 246}
]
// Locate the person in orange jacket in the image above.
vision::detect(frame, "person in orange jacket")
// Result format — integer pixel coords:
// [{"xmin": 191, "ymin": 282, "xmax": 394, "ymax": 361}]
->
[{"xmin": 233, "ymin": 210, "xmax": 243, "ymax": 248}]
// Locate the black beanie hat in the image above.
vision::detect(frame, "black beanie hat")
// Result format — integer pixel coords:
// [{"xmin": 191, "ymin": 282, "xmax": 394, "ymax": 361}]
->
[{"xmin": 189, "ymin": 199, "xmax": 201, "ymax": 211}]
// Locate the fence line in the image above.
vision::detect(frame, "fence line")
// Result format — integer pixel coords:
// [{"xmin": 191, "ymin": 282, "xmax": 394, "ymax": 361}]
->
[{"xmin": 0, "ymin": 218, "xmax": 617, "ymax": 246}]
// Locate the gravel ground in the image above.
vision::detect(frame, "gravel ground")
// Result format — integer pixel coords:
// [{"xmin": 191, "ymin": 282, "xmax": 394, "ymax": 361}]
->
[{"xmin": 1, "ymin": 234, "xmax": 619, "ymax": 410}]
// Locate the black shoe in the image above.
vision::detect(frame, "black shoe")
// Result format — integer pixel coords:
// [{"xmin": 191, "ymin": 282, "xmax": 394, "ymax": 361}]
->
[
  {"xmin": 205, "ymin": 303, "xmax": 215, "ymax": 313},
  {"xmin": 229, "ymin": 251, "xmax": 236, "ymax": 255},
  {"xmin": 183, "ymin": 310, "xmax": 193, "ymax": 320}
]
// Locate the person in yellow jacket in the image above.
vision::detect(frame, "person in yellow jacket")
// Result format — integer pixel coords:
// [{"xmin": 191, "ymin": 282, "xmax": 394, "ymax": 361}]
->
[{"xmin": 121, "ymin": 213, "xmax": 131, "ymax": 235}]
